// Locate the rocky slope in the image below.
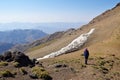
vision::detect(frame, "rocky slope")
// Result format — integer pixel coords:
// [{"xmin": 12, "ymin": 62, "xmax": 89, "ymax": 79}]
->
[
  {"xmin": 0, "ymin": 51, "xmax": 52, "ymax": 80},
  {"xmin": 1, "ymin": 2, "xmax": 120, "ymax": 80}
]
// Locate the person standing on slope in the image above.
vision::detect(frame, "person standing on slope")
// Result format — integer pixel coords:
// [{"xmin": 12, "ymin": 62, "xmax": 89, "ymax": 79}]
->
[{"xmin": 84, "ymin": 48, "xmax": 89, "ymax": 64}]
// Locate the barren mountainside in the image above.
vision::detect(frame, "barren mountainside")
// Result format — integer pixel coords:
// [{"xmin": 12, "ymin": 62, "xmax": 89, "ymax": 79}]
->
[
  {"xmin": 25, "ymin": 3, "xmax": 120, "ymax": 59},
  {"xmin": 25, "ymin": 3, "xmax": 120, "ymax": 80},
  {"xmin": 3, "ymin": 3, "xmax": 120, "ymax": 80}
]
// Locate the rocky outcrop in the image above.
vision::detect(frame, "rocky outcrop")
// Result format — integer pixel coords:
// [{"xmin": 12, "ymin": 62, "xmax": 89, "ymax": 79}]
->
[{"xmin": 0, "ymin": 51, "xmax": 34, "ymax": 67}]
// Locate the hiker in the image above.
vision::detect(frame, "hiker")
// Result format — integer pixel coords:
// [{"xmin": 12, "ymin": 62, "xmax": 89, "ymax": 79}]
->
[{"xmin": 84, "ymin": 48, "xmax": 89, "ymax": 64}]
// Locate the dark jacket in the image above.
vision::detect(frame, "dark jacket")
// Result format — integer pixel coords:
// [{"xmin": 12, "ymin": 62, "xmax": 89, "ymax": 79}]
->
[{"xmin": 84, "ymin": 49, "xmax": 89, "ymax": 59}]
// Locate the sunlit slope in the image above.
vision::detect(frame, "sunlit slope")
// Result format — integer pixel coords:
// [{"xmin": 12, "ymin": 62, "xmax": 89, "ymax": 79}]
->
[{"xmin": 27, "ymin": 4, "xmax": 120, "ymax": 59}]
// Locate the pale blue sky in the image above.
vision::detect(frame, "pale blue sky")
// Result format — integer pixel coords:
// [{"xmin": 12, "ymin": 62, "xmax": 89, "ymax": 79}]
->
[{"xmin": 0, "ymin": 0, "xmax": 119, "ymax": 23}]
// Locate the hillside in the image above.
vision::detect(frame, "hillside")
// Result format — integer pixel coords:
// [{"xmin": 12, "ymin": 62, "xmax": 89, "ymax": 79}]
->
[
  {"xmin": 12, "ymin": 30, "xmax": 65, "ymax": 52},
  {"xmin": 24, "ymin": 3, "xmax": 120, "ymax": 80},
  {"xmin": 26, "ymin": 3, "xmax": 120, "ymax": 59}
]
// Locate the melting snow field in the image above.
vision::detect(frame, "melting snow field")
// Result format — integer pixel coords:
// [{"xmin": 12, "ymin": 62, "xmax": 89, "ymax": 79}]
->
[{"xmin": 37, "ymin": 28, "xmax": 95, "ymax": 60}]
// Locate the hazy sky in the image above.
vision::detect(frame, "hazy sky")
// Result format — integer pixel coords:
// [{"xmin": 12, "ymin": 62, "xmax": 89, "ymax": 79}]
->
[{"xmin": 0, "ymin": 0, "xmax": 119, "ymax": 23}]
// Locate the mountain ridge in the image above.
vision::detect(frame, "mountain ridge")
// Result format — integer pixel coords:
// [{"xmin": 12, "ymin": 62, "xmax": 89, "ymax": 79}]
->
[
  {"xmin": 0, "ymin": 29, "xmax": 47, "ymax": 44},
  {"xmin": 0, "ymin": 29, "xmax": 47, "ymax": 53}
]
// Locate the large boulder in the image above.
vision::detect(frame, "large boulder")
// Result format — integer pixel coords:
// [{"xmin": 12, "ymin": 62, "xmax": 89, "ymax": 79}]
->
[
  {"xmin": 1, "ymin": 51, "xmax": 34, "ymax": 67},
  {"xmin": 13, "ymin": 51, "xmax": 33, "ymax": 66}
]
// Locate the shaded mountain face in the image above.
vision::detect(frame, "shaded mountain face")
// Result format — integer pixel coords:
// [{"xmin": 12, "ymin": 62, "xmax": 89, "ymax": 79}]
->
[
  {"xmin": 0, "ymin": 43, "xmax": 14, "ymax": 54},
  {"xmin": 0, "ymin": 29, "xmax": 47, "ymax": 53},
  {"xmin": 0, "ymin": 29, "xmax": 47, "ymax": 44}
]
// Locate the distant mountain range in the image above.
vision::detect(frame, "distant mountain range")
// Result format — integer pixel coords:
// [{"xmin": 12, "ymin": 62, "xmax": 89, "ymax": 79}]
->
[
  {"xmin": 0, "ymin": 29, "xmax": 47, "ymax": 53},
  {"xmin": 0, "ymin": 22, "xmax": 85, "ymax": 34}
]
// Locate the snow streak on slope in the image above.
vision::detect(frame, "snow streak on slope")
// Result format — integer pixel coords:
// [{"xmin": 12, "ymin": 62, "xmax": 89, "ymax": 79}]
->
[{"xmin": 37, "ymin": 28, "xmax": 95, "ymax": 60}]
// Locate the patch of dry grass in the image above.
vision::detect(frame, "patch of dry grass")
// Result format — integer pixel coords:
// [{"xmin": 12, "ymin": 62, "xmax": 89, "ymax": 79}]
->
[
  {"xmin": 0, "ymin": 70, "xmax": 14, "ymax": 77},
  {"xmin": 0, "ymin": 61, "xmax": 8, "ymax": 66},
  {"xmin": 31, "ymin": 66, "xmax": 52, "ymax": 80}
]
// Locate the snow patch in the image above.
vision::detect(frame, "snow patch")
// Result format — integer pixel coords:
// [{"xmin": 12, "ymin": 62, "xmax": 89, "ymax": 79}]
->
[{"xmin": 37, "ymin": 28, "xmax": 95, "ymax": 60}]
